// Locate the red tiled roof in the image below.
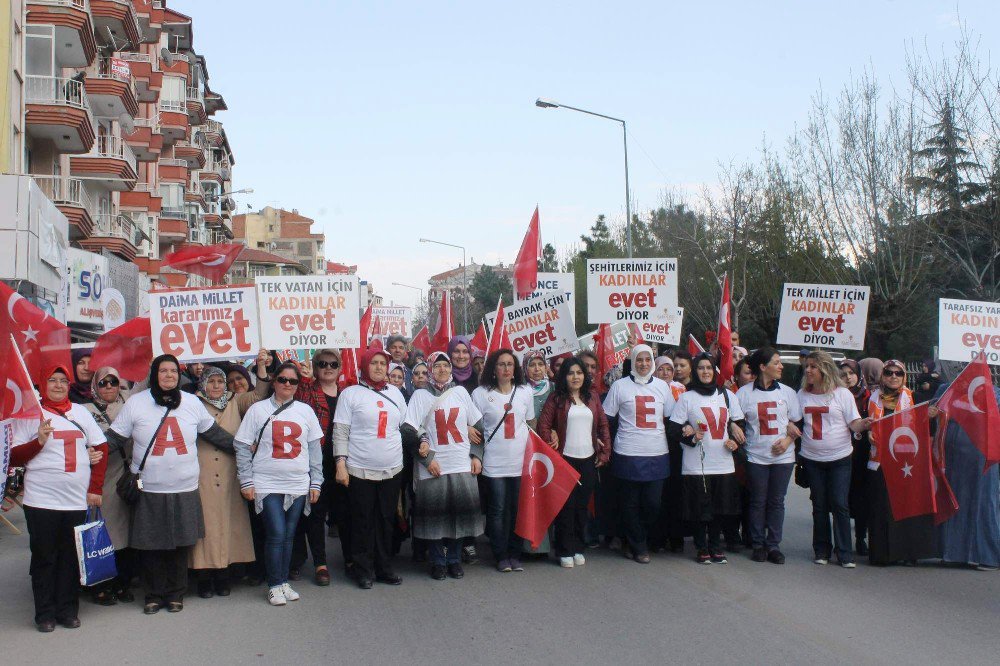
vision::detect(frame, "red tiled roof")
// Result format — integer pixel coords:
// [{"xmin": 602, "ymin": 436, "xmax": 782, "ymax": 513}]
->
[{"xmin": 327, "ymin": 261, "xmax": 356, "ymax": 274}]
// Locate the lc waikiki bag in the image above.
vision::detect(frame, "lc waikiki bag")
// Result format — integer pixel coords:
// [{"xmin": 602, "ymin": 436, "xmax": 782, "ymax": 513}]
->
[{"xmin": 74, "ymin": 507, "xmax": 118, "ymax": 586}]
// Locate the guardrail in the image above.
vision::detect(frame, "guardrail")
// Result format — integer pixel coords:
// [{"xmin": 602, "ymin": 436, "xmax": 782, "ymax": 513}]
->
[
  {"xmin": 31, "ymin": 175, "xmax": 96, "ymax": 216},
  {"xmin": 87, "ymin": 135, "xmax": 138, "ymax": 172},
  {"xmin": 25, "ymin": 75, "xmax": 91, "ymax": 111},
  {"xmin": 92, "ymin": 212, "xmax": 135, "ymax": 241}
]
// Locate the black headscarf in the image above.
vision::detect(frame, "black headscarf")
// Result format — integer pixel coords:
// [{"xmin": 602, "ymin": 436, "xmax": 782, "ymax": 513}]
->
[
  {"xmin": 688, "ymin": 352, "xmax": 721, "ymax": 396},
  {"xmin": 150, "ymin": 354, "xmax": 183, "ymax": 409}
]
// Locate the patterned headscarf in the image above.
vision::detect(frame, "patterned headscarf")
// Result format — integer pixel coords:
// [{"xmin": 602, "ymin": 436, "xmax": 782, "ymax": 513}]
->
[{"xmin": 197, "ymin": 365, "xmax": 231, "ymax": 411}]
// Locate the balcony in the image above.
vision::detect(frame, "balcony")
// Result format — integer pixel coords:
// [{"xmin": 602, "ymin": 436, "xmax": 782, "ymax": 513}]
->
[
  {"xmin": 124, "ymin": 112, "xmax": 163, "ymax": 161},
  {"xmin": 118, "ymin": 52, "xmax": 161, "ymax": 102},
  {"xmin": 173, "ymin": 139, "xmax": 205, "ymax": 169},
  {"xmin": 202, "ymin": 119, "xmax": 224, "ymax": 146},
  {"xmin": 78, "ymin": 212, "xmax": 138, "ymax": 261},
  {"xmin": 158, "ymin": 215, "xmax": 187, "ymax": 239},
  {"xmin": 133, "ymin": 0, "xmax": 162, "ymax": 43},
  {"xmin": 184, "ymin": 178, "xmax": 206, "ymax": 207},
  {"xmin": 158, "ymin": 93, "xmax": 189, "ymax": 143},
  {"xmin": 70, "ymin": 135, "xmax": 138, "ymax": 190},
  {"xmin": 91, "ymin": 0, "xmax": 142, "ymax": 50},
  {"xmin": 186, "ymin": 85, "xmax": 206, "ymax": 125},
  {"xmin": 120, "ymin": 182, "xmax": 162, "ymax": 214},
  {"xmin": 26, "ymin": 1, "xmax": 97, "ymax": 67},
  {"xmin": 198, "ymin": 153, "xmax": 224, "ymax": 184},
  {"xmin": 32, "ymin": 175, "xmax": 96, "ymax": 239},
  {"xmin": 24, "ymin": 75, "xmax": 96, "ymax": 153},
  {"xmin": 84, "ymin": 58, "xmax": 139, "ymax": 119},
  {"xmin": 157, "ymin": 157, "xmax": 188, "ymax": 183}
]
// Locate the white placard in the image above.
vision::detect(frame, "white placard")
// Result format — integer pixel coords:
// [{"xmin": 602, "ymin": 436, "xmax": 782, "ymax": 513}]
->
[
  {"xmin": 939, "ymin": 298, "xmax": 1000, "ymax": 365},
  {"xmin": 515, "ymin": 272, "xmax": 576, "ymax": 322},
  {"xmin": 484, "ymin": 292, "xmax": 580, "ymax": 359},
  {"xmin": 776, "ymin": 283, "xmax": 870, "ymax": 351},
  {"xmin": 586, "ymin": 258, "xmax": 678, "ymax": 325},
  {"xmin": 150, "ymin": 285, "xmax": 260, "ymax": 361},
  {"xmin": 634, "ymin": 307, "xmax": 684, "ymax": 345},
  {"xmin": 371, "ymin": 306, "xmax": 414, "ymax": 338},
  {"xmin": 256, "ymin": 275, "xmax": 360, "ymax": 350}
]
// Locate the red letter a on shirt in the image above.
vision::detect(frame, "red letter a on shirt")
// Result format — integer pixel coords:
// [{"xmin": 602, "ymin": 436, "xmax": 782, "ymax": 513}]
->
[{"xmin": 152, "ymin": 416, "xmax": 187, "ymax": 456}]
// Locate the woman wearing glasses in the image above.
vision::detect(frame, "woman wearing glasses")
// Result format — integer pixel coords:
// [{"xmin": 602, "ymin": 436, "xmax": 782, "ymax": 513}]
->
[
  {"xmin": 236, "ymin": 362, "xmax": 323, "ymax": 606},
  {"xmin": 290, "ymin": 350, "xmax": 344, "ymax": 584},
  {"xmin": 866, "ymin": 360, "xmax": 939, "ymax": 566}
]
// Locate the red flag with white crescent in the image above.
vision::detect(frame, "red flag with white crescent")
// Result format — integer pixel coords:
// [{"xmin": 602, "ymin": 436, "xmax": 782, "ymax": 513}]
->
[
  {"xmin": 936, "ymin": 352, "xmax": 1000, "ymax": 471},
  {"xmin": 1, "ymin": 335, "xmax": 42, "ymax": 420},
  {"xmin": 515, "ymin": 429, "xmax": 581, "ymax": 548},
  {"xmin": 162, "ymin": 243, "xmax": 244, "ymax": 283},
  {"xmin": 871, "ymin": 402, "xmax": 936, "ymax": 521},
  {"xmin": 0, "ymin": 282, "xmax": 72, "ymax": 388},
  {"xmin": 513, "ymin": 207, "xmax": 541, "ymax": 298},
  {"xmin": 412, "ymin": 324, "xmax": 431, "ymax": 355}
]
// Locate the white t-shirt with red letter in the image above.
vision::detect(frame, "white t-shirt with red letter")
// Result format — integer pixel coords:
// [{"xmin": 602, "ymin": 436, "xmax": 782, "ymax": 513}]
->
[
  {"xmin": 736, "ymin": 382, "xmax": 802, "ymax": 465},
  {"xmin": 13, "ymin": 405, "xmax": 106, "ymax": 510},
  {"xmin": 472, "ymin": 385, "xmax": 535, "ymax": 478},
  {"xmin": 405, "ymin": 387, "xmax": 483, "ymax": 480},
  {"xmin": 333, "ymin": 384, "xmax": 406, "ymax": 472},
  {"xmin": 110, "ymin": 390, "xmax": 215, "ymax": 494},
  {"xmin": 236, "ymin": 399, "xmax": 323, "ymax": 494},
  {"xmin": 797, "ymin": 387, "xmax": 861, "ymax": 462},
  {"xmin": 603, "ymin": 376, "xmax": 676, "ymax": 457},
  {"xmin": 669, "ymin": 389, "xmax": 743, "ymax": 475}
]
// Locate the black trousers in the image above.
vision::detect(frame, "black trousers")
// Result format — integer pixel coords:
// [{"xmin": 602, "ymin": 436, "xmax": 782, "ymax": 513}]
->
[
  {"xmin": 23, "ymin": 505, "xmax": 87, "ymax": 624},
  {"xmin": 291, "ymin": 478, "xmax": 334, "ymax": 570},
  {"xmin": 348, "ymin": 473, "xmax": 402, "ymax": 579},
  {"xmin": 554, "ymin": 456, "xmax": 597, "ymax": 557},
  {"xmin": 652, "ymin": 440, "xmax": 685, "ymax": 549},
  {"xmin": 139, "ymin": 548, "xmax": 188, "ymax": 604},
  {"xmin": 691, "ymin": 518, "xmax": 725, "ymax": 551},
  {"xmin": 329, "ymin": 480, "xmax": 353, "ymax": 567}
]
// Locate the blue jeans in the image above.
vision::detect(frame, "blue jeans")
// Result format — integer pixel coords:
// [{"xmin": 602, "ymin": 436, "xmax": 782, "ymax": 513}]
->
[
  {"xmin": 261, "ymin": 494, "xmax": 307, "ymax": 587},
  {"xmin": 429, "ymin": 538, "xmax": 461, "ymax": 566},
  {"xmin": 486, "ymin": 476, "xmax": 521, "ymax": 561},
  {"xmin": 803, "ymin": 455, "xmax": 853, "ymax": 563},
  {"xmin": 618, "ymin": 479, "xmax": 664, "ymax": 555},
  {"xmin": 746, "ymin": 462, "xmax": 794, "ymax": 551}
]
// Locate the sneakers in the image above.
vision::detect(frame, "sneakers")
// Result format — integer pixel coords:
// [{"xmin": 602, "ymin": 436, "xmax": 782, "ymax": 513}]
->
[
  {"xmin": 975, "ymin": 564, "xmax": 998, "ymax": 571},
  {"xmin": 814, "ymin": 557, "xmax": 829, "ymax": 565},
  {"xmin": 509, "ymin": 558, "xmax": 524, "ymax": 572},
  {"xmin": 461, "ymin": 545, "xmax": 478, "ymax": 564},
  {"xmin": 496, "ymin": 559, "xmax": 512, "ymax": 573},
  {"xmin": 573, "ymin": 553, "xmax": 586, "ymax": 566},
  {"xmin": 281, "ymin": 583, "xmax": 300, "ymax": 601},
  {"xmin": 560, "ymin": 557, "xmax": 575, "ymax": 568},
  {"xmin": 710, "ymin": 552, "xmax": 728, "ymax": 564},
  {"xmin": 840, "ymin": 561, "xmax": 857, "ymax": 569},
  {"xmin": 267, "ymin": 587, "xmax": 287, "ymax": 606},
  {"xmin": 697, "ymin": 549, "xmax": 712, "ymax": 565},
  {"xmin": 751, "ymin": 547, "xmax": 767, "ymax": 563},
  {"xmin": 767, "ymin": 550, "xmax": 786, "ymax": 565}
]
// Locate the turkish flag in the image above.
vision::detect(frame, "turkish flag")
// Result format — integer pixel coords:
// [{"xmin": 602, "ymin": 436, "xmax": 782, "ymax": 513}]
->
[
  {"xmin": 470, "ymin": 321, "xmax": 487, "ymax": 355},
  {"xmin": 0, "ymin": 282, "xmax": 72, "ymax": 388},
  {"xmin": 412, "ymin": 324, "xmax": 431, "ymax": 355},
  {"xmin": 628, "ymin": 322, "xmax": 645, "ymax": 346},
  {"xmin": 1, "ymin": 335, "xmax": 42, "ymax": 420},
  {"xmin": 486, "ymin": 298, "xmax": 512, "ymax": 355},
  {"xmin": 871, "ymin": 403, "xmax": 937, "ymax": 521},
  {"xmin": 936, "ymin": 352, "xmax": 1000, "ymax": 471},
  {"xmin": 91, "ymin": 317, "xmax": 153, "ymax": 382},
  {"xmin": 688, "ymin": 333, "xmax": 705, "ymax": 357},
  {"xmin": 368, "ymin": 315, "xmax": 384, "ymax": 350},
  {"xmin": 161, "ymin": 243, "xmax": 243, "ymax": 283},
  {"xmin": 513, "ymin": 206, "xmax": 541, "ymax": 299},
  {"xmin": 338, "ymin": 347, "xmax": 359, "ymax": 389},
  {"xmin": 592, "ymin": 323, "xmax": 616, "ymax": 393},
  {"xmin": 515, "ymin": 429, "xmax": 581, "ymax": 548},
  {"xmin": 716, "ymin": 274, "xmax": 733, "ymax": 385},
  {"xmin": 429, "ymin": 290, "xmax": 454, "ymax": 354}
]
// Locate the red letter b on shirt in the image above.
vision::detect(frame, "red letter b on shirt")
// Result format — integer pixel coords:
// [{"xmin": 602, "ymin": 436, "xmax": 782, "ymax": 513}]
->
[{"xmin": 272, "ymin": 421, "xmax": 303, "ymax": 459}]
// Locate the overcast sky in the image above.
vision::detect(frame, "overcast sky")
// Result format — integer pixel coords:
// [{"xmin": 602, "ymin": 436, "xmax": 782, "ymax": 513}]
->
[{"xmin": 177, "ymin": 0, "xmax": 998, "ymax": 314}]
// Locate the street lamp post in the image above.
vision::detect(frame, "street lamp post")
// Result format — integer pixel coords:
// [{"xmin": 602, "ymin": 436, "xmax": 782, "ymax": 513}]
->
[
  {"xmin": 419, "ymin": 238, "xmax": 468, "ymax": 332},
  {"xmin": 535, "ymin": 98, "xmax": 633, "ymax": 257},
  {"xmin": 391, "ymin": 282, "xmax": 424, "ymax": 308}
]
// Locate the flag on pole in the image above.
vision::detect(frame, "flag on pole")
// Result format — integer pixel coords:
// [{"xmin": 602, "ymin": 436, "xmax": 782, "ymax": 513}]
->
[
  {"xmin": 161, "ymin": 243, "xmax": 244, "ymax": 283},
  {"xmin": 470, "ymin": 321, "xmax": 488, "ymax": 355},
  {"xmin": 935, "ymin": 352, "xmax": 1000, "ymax": 471},
  {"xmin": 1, "ymin": 335, "xmax": 43, "ymax": 420},
  {"xmin": 515, "ymin": 429, "xmax": 581, "ymax": 548},
  {"xmin": 486, "ymin": 297, "xmax": 512, "ymax": 355},
  {"xmin": 513, "ymin": 206, "xmax": 542, "ymax": 298},
  {"xmin": 412, "ymin": 325, "xmax": 431, "ymax": 355},
  {"xmin": 0, "ymin": 282, "xmax": 72, "ymax": 388},
  {"xmin": 430, "ymin": 290, "xmax": 454, "ymax": 354},
  {"xmin": 592, "ymin": 323, "xmax": 615, "ymax": 393},
  {"xmin": 91, "ymin": 317, "xmax": 153, "ymax": 382},
  {"xmin": 717, "ymin": 274, "xmax": 733, "ymax": 385},
  {"xmin": 871, "ymin": 402, "xmax": 937, "ymax": 521},
  {"xmin": 687, "ymin": 333, "xmax": 705, "ymax": 357}
]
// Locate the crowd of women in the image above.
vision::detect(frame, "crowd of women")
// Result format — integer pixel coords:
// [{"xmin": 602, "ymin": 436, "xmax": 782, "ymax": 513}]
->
[{"xmin": 7, "ymin": 334, "xmax": 999, "ymax": 632}]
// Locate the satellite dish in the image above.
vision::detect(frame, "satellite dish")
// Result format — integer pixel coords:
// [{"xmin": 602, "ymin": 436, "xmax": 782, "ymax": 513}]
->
[
  {"xmin": 104, "ymin": 26, "xmax": 124, "ymax": 52},
  {"xmin": 160, "ymin": 47, "xmax": 175, "ymax": 67},
  {"xmin": 119, "ymin": 112, "xmax": 135, "ymax": 135}
]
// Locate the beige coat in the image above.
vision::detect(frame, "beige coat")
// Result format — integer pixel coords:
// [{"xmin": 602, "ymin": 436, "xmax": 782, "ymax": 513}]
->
[
  {"xmin": 189, "ymin": 379, "xmax": 269, "ymax": 570},
  {"xmin": 85, "ymin": 395, "xmax": 131, "ymax": 549}
]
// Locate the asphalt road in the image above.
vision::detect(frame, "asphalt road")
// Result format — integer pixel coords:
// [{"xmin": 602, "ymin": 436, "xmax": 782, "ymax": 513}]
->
[{"xmin": 1, "ymin": 486, "xmax": 997, "ymax": 665}]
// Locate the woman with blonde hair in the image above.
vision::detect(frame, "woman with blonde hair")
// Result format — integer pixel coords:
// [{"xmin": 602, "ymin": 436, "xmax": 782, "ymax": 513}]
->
[{"xmin": 797, "ymin": 351, "xmax": 871, "ymax": 568}]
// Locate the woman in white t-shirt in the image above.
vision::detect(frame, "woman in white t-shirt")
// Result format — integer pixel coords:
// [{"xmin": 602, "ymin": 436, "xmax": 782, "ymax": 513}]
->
[
  {"xmin": 332, "ymin": 348, "xmax": 407, "ymax": 590},
  {"xmin": 797, "ymin": 350, "xmax": 871, "ymax": 568},
  {"xmin": 669, "ymin": 353, "xmax": 745, "ymax": 565},
  {"xmin": 736, "ymin": 347, "xmax": 802, "ymax": 564},
  {"xmin": 602, "ymin": 344, "xmax": 676, "ymax": 563},
  {"xmin": 402, "ymin": 352, "xmax": 485, "ymax": 581},
  {"xmin": 11, "ymin": 364, "xmax": 108, "ymax": 632},
  {"xmin": 106, "ymin": 354, "xmax": 235, "ymax": 615},
  {"xmin": 472, "ymin": 350, "xmax": 535, "ymax": 572},
  {"xmin": 235, "ymin": 361, "xmax": 322, "ymax": 606}
]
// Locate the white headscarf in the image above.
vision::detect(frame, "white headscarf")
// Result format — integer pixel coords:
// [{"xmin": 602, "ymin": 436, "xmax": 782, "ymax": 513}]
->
[{"xmin": 630, "ymin": 344, "xmax": 655, "ymax": 383}]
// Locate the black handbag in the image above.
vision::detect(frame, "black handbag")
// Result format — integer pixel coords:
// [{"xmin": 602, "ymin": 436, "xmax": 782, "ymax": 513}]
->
[
  {"xmin": 794, "ymin": 455, "xmax": 810, "ymax": 488},
  {"xmin": 116, "ymin": 408, "xmax": 171, "ymax": 505},
  {"xmin": 721, "ymin": 390, "xmax": 748, "ymax": 465}
]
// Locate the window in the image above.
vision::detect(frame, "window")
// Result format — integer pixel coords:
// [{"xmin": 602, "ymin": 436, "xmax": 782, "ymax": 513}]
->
[
  {"xmin": 159, "ymin": 182, "xmax": 185, "ymax": 214},
  {"xmin": 160, "ymin": 76, "xmax": 185, "ymax": 111},
  {"xmin": 248, "ymin": 265, "xmax": 266, "ymax": 278},
  {"xmin": 25, "ymin": 25, "xmax": 54, "ymax": 76}
]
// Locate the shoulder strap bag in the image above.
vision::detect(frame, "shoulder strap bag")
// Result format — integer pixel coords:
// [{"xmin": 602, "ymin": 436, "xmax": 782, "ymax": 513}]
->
[
  {"xmin": 485, "ymin": 386, "xmax": 518, "ymax": 444},
  {"xmin": 116, "ymin": 408, "xmax": 171, "ymax": 505},
  {"xmin": 250, "ymin": 400, "xmax": 296, "ymax": 460}
]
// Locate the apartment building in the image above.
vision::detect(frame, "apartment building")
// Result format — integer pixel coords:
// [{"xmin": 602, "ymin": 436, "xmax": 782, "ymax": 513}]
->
[
  {"xmin": 232, "ymin": 206, "xmax": 326, "ymax": 275},
  {"xmin": 0, "ymin": 0, "xmax": 236, "ymax": 332},
  {"xmin": 427, "ymin": 261, "xmax": 513, "ymax": 307}
]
